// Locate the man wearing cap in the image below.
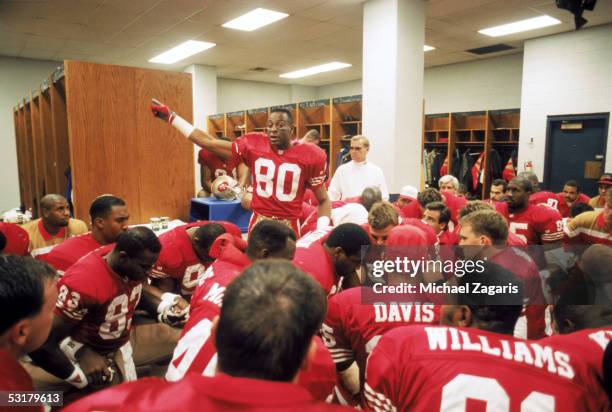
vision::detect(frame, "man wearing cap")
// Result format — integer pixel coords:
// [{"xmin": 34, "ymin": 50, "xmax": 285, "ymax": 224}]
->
[
  {"xmin": 589, "ymin": 174, "xmax": 612, "ymax": 209},
  {"xmin": 395, "ymin": 185, "xmax": 418, "ymax": 212},
  {"xmin": 565, "ymin": 187, "xmax": 612, "ymax": 248}
]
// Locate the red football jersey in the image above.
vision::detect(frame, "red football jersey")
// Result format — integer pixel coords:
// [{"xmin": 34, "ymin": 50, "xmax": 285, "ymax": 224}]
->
[
  {"xmin": 62, "ymin": 373, "xmax": 351, "ymax": 412},
  {"xmin": 530, "ymin": 191, "xmax": 559, "ymax": 209},
  {"xmin": 441, "ymin": 192, "xmax": 469, "ymax": 226},
  {"xmin": 166, "ymin": 242, "xmax": 249, "ymax": 382},
  {"xmin": 38, "ymin": 232, "xmax": 103, "ymax": 273},
  {"xmin": 299, "ymin": 202, "xmax": 318, "ymax": 236},
  {"xmin": 198, "ymin": 149, "xmax": 240, "ymax": 180},
  {"xmin": 544, "ymin": 327, "xmax": 612, "ymax": 389},
  {"xmin": 399, "ymin": 218, "xmax": 439, "ymax": 246},
  {"xmin": 400, "ymin": 200, "xmax": 422, "ymax": 220},
  {"xmin": 555, "ymin": 192, "xmax": 591, "ymax": 218},
  {"xmin": 151, "ymin": 221, "xmax": 241, "ymax": 295},
  {"xmin": 365, "ymin": 325, "xmax": 609, "ymax": 412},
  {"xmin": 0, "ymin": 350, "xmax": 41, "ymax": 411},
  {"xmin": 293, "ymin": 227, "xmax": 342, "ymax": 297},
  {"xmin": 55, "ymin": 247, "xmax": 143, "ymax": 353},
  {"xmin": 167, "ymin": 242, "xmax": 336, "ymax": 401},
  {"xmin": 490, "ymin": 247, "xmax": 547, "ymax": 339},
  {"xmin": 504, "ymin": 203, "xmax": 564, "ymax": 246},
  {"xmin": 0, "ymin": 222, "xmax": 29, "ymax": 256},
  {"xmin": 323, "ymin": 287, "xmax": 439, "ymax": 379},
  {"xmin": 233, "ymin": 133, "xmax": 327, "ymax": 219}
]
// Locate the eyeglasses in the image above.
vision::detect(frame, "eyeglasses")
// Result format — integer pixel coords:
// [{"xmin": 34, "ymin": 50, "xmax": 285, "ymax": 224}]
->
[{"xmin": 350, "ymin": 146, "xmax": 363, "ymax": 151}]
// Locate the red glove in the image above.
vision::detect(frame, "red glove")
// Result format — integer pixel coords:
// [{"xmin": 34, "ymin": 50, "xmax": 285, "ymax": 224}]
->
[{"xmin": 151, "ymin": 98, "xmax": 175, "ymax": 123}]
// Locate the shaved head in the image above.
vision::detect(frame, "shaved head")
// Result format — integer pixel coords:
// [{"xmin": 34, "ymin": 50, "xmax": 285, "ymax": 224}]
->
[{"xmin": 40, "ymin": 194, "xmax": 67, "ymax": 212}]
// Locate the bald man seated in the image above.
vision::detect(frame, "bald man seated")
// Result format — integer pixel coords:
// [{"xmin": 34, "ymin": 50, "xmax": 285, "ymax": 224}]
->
[{"xmin": 21, "ymin": 194, "xmax": 88, "ymax": 257}]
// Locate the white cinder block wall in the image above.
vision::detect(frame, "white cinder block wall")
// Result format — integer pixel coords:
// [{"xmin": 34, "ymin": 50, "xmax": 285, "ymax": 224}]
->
[{"xmin": 519, "ymin": 23, "xmax": 612, "ymax": 179}]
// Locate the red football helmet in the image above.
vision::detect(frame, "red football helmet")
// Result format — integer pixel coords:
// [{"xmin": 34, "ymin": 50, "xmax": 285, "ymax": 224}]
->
[{"xmin": 211, "ymin": 175, "xmax": 239, "ymax": 200}]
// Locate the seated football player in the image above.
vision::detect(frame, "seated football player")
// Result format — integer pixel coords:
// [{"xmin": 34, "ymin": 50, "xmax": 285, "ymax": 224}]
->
[
  {"xmin": 21, "ymin": 194, "xmax": 88, "ymax": 257},
  {"xmin": 565, "ymin": 187, "xmax": 612, "ymax": 249},
  {"xmin": 299, "ymin": 129, "xmax": 321, "ymax": 145},
  {"xmin": 518, "ymin": 171, "xmax": 559, "ymax": 209},
  {"xmin": 546, "ymin": 249, "xmax": 612, "ymax": 408},
  {"xmin": 322, "ymin": 225, "xmax": 439, "ymax": 407},
  {"xmin": 423, "ymin": 201, "xmax": 457, "ymax": 245},
  {"xmin": 196, "ymin": 135, "xmax": 249, "ymax": 198},
  {"xmin": 62, "ymin": 261, "xmax": 350, "ymax": 412},
  {"xmin": 39, "ymin": 195, "xmax": 129, "ymax": 274},
  {"xmin": 27, "ymin": 228, "xmax": 179, "ymax": 394},
  {"xmin": 502, "ymin": 176, "xmax": 565, "ymax": 272},
  {"xmin": 556, "ymin": 179, "xmax": 591, "ymax": 218},
  {"xmin": 458, "ymin": 210, "xmax": 547, "ymax": 339},
  {"xmin": 395, "ymin": 184, "xmax": 418, "ymax": 210},
  {"xmin": 293, "ymin": 223, "xmax": 371, "ymax": 296},
  {"xmin": 150, "ymin": 221, "xmax": 241, "ymax": 297},
  {"xmin": 364, "ymin": 201, "xmax": 399, "ymax": 245},
  {"xmin": 0, "ymin": 256, "xmax": 57, "ymax": 393},
  {"xmin": 457, "ymin": 200, "xmax": 526, "ymax": 246},
  {"xmin": 401, "ymin": 187, "xmax": 467, "ymax": 228},
  {"xmin": 365, "ymin": 262, "xmax": 609, "ymax": 412},
  {"xmin": 488, "ymin": 178, "xmax": 507, "ymax": 202},
  {"xmin": 0, "ymin": 221, "xmax": 30, "ymax": 256},
  {"xmin": 589, "ymin": 174, "xmax": 612, "ymax": 209}
]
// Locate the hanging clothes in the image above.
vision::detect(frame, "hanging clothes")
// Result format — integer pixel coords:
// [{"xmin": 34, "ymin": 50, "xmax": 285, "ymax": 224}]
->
[
  {"xmin": 471, "ymin": 152, "xmax": 485, "ymax": 191},
  {"xmin": 502, "ymin": 154, "xmax": 516, "ymax": 182},
  {"xmin": 489, "ymin": 148, "xmax": 503, "ymax": 180},
  {"xmin": 439, "ymin": 154, "xmax": 449, "ymax": 178}
]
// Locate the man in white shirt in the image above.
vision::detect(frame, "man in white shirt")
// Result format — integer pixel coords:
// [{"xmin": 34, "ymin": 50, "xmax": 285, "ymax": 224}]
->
[{"xmin": 328, "ymin": 135, "xmax": 389, "ymax": 201}]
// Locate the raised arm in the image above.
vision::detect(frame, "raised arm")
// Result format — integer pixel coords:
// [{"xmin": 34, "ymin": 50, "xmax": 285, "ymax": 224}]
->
[{"xmin": 151, "ymin": 98, "xmax": 233, "ymax": 159}]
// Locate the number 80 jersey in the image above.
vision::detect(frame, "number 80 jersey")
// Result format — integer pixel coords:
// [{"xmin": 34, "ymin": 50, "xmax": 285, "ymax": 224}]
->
[{"xmin": 233, "ymin": 133, "xmax": 327, "ymax": 220}]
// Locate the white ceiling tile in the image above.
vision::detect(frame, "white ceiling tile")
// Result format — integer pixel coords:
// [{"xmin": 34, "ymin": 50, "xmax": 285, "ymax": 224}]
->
[{"xmin": 1, "ymin": 0, "xmax": 611, "ymax": 86}]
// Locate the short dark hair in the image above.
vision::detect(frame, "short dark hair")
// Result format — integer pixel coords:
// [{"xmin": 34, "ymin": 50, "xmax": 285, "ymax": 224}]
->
[
  {"xmin": 193, "ymin": 223, "xmax": 226, "ymax": 253},
  {"xmin": 510, "ymin": 176, "xmax": 533, "ymax": 193},
  {"xmin": 361, "ymin": 186, "xmax": 382, "ymax": 212},
  {"xmin": 270, "ymin": 108, "xmax": 293, "ymax": 124},
  {"xmin": 0, "ymin": 256, "xmax": 56, "ymax": 335},
  {"xmin": 216, "ymin": 260, "xmax": 326, "ymax": 381},
  {"xmin": 425, "ymin": 201, "xmax": 451, "ymax": 226},
  {"xmin": 115, "ymin": 227, "xmax": 161, "ymax": 257},
  {"xmin": 491, "ymin": 179, "xmax": 507, "ymax": 191},
  {"xmin": 564, "ymin": 179, "xmax": 580, "ymax": 192},
  {"xmin": 325, "ymin": 223, "xmax": 371, "ymax": 257},
  {"xmin": 246, "ymin": 220, "xmax": 296, "ymax": 260},
  {"xmin": 40, "ymin": 194, "xmax": 66, "ymax": 212},
  {"xmin": 570, "ymin": 202, "xmax": 593, "ymax": 218},
  {"xmin": 417, "ymin": 188, "xmax": 442, "ymax": 208},
  {"xmin": 89, "ymin": 195, "xmax": 126, "ymax": 221},
  {"xmin": 456, "ymin": 262, "xmax": 524, "ymax": 335}
]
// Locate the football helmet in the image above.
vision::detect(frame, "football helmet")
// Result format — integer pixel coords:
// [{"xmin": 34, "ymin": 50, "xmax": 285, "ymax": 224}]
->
[{"xmin": 211, "ymin": 175, "xmax": 240, "ymax": 200}]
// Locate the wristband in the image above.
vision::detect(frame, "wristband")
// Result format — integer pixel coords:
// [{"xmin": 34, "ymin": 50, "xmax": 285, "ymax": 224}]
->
[
  {"xmin": 60, "ymin": 337, "xmax": 84, "ymax": 363},
  {"xmin": 157, "ymin": 292, "xmax": 179, "ymax": 315},
  {"xmin": 316, "ymin": 216, "xmax": 331, "ymax": 229},
  {"xmin": 65, "ymin": 364, "xmax": 88, "ymax": 389},
  {"xmin": 171, "ymin": 114, "xmax": 196, "ymax": 138}
]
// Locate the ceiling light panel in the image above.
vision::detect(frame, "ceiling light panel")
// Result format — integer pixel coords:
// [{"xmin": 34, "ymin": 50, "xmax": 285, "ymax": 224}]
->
[
  {"xmin": 222, "ymin": 8, "xmax": 289, "ymax": 31},
  {"xmin": 478, "ymin": 15, "xmax": 561, "ymax": 37},
  {"xmin": 279, "ymin": 62, "xmax": 352, "ymax": 79},
  {"xmin": 149, "ymin": 40, "xmax": 216, "ymax": 64}
]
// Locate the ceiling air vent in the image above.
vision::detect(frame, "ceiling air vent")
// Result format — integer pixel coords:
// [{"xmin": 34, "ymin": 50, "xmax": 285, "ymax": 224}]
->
[
  {"xmin": 466, "ymin": 44, "xmax": 515, "ymax": 55},
  {"xmin": 249, "ymin": 67, "xmax": 270, "ymax": 72}
]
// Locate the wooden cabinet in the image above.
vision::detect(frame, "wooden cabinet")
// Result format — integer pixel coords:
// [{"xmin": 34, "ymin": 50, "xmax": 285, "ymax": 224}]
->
[
  {"xmin": 207, "ymin": 95, "xmax": 363, "ymax": 175},
  {"xmin": 423, "ymin": 109, "xmax": 520, "ymax": 199},
  {"xmin": 12, "ymin": 61, "xmax": 194, "ymax": 223}
]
